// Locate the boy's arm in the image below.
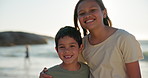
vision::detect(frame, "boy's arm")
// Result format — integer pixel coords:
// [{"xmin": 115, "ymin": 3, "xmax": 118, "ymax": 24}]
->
[{"xmin": 125, "ymin": 61, "xmax": 142, "ymax": 78}]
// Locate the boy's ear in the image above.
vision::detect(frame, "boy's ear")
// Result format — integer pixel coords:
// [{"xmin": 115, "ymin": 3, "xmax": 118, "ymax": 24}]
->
[
  {"xmin": 79, "ymin": 44, "xmax": 84, "ymax": 53},
  {"xmin": 55, "ymin": 47, "xmax": 58, "ymax": 52}
]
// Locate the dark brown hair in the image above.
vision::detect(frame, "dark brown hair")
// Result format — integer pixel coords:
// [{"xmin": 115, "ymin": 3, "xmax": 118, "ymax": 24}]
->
[{"xmin": 55, "ymin": 26, "xmax": 82, "ymax": 48}]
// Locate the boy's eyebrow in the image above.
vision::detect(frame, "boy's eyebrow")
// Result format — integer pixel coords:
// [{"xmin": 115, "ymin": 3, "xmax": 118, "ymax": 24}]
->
[
  {"xmin": 70, "ymin": 42, "xmax": 77, "ymax": 44},
  {"xmin": 58, "ymin": 44, "xmax": 63, "ymax": 46},
  {"xmin": 70, "ymin": 43, "xmax": 78, "ymax": 45},
  {"xmin": 58, "ymin": 42, "xmax": 77, "ymax": 46}
]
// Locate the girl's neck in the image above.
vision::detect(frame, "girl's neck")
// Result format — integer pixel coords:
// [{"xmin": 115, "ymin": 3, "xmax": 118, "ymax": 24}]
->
[
  {"xmin": 60, "ymin": 62, "xmax": 81, "ymax": 71},
  {"xmin": 89, "ymin": 26, "xmax": 116, "ymax": 45}
]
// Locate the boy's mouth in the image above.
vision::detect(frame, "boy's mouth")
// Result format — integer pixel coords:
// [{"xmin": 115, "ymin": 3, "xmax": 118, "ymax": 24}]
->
[{"xmin": 64, "ymin": 55, "xmax": 73, "ymax": 59}]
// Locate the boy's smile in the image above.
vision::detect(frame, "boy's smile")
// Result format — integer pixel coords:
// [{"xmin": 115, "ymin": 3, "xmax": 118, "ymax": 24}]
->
[
  {"xmin": 56, "ymin": 36, "xmax": 82, "ymax": 64},
  {"xmin": 64, "ymin": 55, "xmax": 73, "ymax": 59}
]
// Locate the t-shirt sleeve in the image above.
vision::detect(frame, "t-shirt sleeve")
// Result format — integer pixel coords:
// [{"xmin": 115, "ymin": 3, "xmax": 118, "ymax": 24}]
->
[{"xmin": 120, "ymin": 34, "xmax": 144, "ymax": 63}]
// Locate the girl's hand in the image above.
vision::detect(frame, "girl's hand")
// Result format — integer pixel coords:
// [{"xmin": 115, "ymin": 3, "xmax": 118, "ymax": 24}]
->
[{"xmin": 39, "ymin": 67, "xmax": 52, "ymax": 78}]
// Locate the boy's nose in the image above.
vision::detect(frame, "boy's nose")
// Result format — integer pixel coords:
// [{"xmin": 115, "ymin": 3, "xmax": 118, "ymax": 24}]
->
[{"xmin": 65, "ymin": 48, "xmax": 70, "ymax": 53}]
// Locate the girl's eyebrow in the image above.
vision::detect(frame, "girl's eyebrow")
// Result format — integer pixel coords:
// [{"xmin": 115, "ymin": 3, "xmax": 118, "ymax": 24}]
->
[{"xmin": 78, "ymin": 6, "xmax": 98, "ymax": 12}]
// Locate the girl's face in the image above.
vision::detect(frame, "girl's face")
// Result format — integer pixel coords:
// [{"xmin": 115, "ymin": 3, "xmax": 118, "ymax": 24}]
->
[
  {"xmin": 77, "ymin": 0, "xmax": 106, "ymax": 31},
  {"xmin": 56, "ymin": 36, "xmax": 82, "ymax": 65}
]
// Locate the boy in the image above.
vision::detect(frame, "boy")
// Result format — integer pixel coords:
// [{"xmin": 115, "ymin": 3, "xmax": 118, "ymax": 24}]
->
[{"xmin": 45, "ymin": 26, "xmax": 90, "ymax": 78}]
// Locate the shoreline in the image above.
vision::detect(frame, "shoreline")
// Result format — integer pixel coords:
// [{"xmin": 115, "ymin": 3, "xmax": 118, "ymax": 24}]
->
[{"xmin": 0, "ymin": 57, "xmax": 147, "ymax": 78}]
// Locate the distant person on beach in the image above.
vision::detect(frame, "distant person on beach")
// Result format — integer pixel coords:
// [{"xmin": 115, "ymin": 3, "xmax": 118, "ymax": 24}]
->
[
  {"xmin": 39, "ymin": 26, "xmax": 90, "ymax": 78},
  {"xmin": 40, "ymin": 0, "xmax": 144, "ymax": 78},
  {"xmin": 24, "ymin": 45, "xmax": 31, "ymax": 68},
  {"xmin": 25, "ymin": 45, "xmax": 29, "ymax": 59}
]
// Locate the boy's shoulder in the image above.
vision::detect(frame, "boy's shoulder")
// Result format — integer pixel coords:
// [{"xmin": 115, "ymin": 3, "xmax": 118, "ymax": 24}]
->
[
  {"xmin": 47, "ymin": 65, "xmax": 61, "ymax": 72},
  {"xmin": 79, "ymin": 62, "xmax": 89, "ymax": 69},
  {"xmin": 46, "ymin": 62, "xmax": 89, "ymax": 74}
]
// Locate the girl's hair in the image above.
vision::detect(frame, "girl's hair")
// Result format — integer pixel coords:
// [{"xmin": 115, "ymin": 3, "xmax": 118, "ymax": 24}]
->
[
  {"xmin": 74, "ymin": 0, "xmax": 112, "ymax": 36},
  {"xmin": 55, "ymin": 26, "xmax": 82, "ymax": 48}
]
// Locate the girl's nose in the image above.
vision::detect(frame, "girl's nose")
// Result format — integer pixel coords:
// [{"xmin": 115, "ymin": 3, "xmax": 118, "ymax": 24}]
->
[{"xmin": 84, "ymin": 13, "xmax": 91, "ymax": 19}]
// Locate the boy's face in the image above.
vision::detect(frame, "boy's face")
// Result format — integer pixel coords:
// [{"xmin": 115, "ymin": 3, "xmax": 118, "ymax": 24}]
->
[{"xmin": 56, "ymin": 36, "xmax": 83, "ymax": 64}]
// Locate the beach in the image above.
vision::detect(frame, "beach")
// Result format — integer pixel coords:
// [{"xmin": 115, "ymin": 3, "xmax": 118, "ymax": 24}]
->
[
  {"xmin": 0, "ymin": 56, "xmax": 147, "ymax": 78},
  {"xmin": 0, "ymin": 56, "xmax": 61, "ymax": 78},
  {"xmin": 0, "ymin": 40, "xmax": 148, "ymax": 78}
]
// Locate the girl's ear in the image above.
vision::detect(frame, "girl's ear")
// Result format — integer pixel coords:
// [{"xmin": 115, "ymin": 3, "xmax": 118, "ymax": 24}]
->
[{"xmin": 103, "ymin": 9, "xmax": 107, "ymax": 18}]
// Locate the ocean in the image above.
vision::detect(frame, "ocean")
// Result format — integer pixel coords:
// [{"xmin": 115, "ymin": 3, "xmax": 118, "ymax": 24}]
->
[{"xmin": 0, "ymin": 40, "xmax": 148, "ymax": 78}]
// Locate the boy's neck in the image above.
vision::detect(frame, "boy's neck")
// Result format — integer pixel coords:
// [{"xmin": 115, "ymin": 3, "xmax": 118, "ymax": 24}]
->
[{"xmin": 60, "ymin": 62, "xmax": 81, "ymax": 71}]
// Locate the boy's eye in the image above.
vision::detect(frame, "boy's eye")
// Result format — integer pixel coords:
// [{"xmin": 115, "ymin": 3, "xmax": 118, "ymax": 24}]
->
[
  {"xmin": 70, "ymin": 45, "xmax": 75, "ymax": 47},
  {"xmin": 59, "ymin": 46, "xmax": 65, "ymax": 49},
  {"xmin": 78, "ymin": 12, "xmax": 85, "ymax": 16}
]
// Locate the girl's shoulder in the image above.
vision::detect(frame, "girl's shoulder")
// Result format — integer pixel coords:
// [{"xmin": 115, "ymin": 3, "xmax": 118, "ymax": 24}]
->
[
  {"xmin": 116, "ymin": 29, "xmax": 129, "ymax": 34},
  {"xmin": 113, "ymin": 28, "xmax": 138, "ymax": 44},
  {"xmin": 113, "ymin": 28, "xmax": 134, "ymax": 38}
]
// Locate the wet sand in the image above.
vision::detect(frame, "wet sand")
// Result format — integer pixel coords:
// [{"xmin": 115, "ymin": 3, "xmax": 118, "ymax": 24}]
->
[{"xmin": 0, "ymin": 57, "xmax": 61, "ymax": 78}]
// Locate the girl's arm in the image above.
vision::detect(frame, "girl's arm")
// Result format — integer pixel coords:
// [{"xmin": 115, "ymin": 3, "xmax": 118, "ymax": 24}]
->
[
  {"xmin": 39, "ymin": 67, "xmax": 52, "ymax": 78},
  {"xmin": 126, "ymin": 61, "xmax": 142, "ymax": 78}
]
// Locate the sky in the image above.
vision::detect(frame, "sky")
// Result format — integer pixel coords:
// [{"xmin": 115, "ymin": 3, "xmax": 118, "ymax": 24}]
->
[{"xmin": 0, "ymin": 0, "xmax": 148, "ymax": 40}]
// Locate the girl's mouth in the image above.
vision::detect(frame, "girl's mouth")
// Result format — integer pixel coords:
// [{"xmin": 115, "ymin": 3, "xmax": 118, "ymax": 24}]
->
[{"xmin": 85, "ymin": 19, "xmax": 95, "ymax": 24}]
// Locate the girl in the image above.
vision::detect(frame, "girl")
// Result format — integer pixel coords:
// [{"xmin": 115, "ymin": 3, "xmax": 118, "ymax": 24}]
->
[
  {"xmin": 39, "ymin": 0, "xmax": 143, "ymax": 78},
  {"xmin": 74, "ymin": 0, "xmax": 143, "ymax": 78}
]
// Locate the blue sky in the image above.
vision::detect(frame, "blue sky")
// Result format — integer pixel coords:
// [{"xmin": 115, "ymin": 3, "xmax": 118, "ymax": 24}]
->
[{"xmin": 0, "ymin": 0, "xmax": 148, "ymax": 40}]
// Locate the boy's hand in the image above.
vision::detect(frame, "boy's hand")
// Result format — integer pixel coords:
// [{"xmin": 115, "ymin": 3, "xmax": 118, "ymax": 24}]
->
[{"xmin": 39, "ymin": 67, "xmax": 52, "ymax": 78}]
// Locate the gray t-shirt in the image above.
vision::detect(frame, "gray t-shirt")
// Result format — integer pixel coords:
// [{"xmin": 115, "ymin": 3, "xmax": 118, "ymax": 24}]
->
[{"xmin": 46, "ymin": 62, "xmax": 90, "ymax": 78}]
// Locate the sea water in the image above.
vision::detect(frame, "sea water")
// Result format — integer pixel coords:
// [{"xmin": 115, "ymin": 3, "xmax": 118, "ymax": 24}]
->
[{"xmin": 0, "ymin": 40, "xmax": 147, "ymax": 78}]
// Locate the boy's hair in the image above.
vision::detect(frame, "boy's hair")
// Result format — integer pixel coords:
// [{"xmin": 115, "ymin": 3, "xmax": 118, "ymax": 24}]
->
[{"xmin": 55, "ymin": 26, "xmax": 82, "ymax": 48}]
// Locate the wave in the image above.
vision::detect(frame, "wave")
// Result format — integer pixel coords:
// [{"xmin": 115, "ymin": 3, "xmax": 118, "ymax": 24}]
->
[{"xmin": 141, "ymin": 52, "xmax": 148, "ymax": 61}]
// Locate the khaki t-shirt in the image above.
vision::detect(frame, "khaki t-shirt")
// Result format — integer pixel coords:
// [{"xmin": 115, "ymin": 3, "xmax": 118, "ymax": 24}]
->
[
  {"xmin": 79, "ymin": 29, "xmax": 143, "ymax": 78},
  {"xmin": 46, "ymin": 62, "xmax": 90, "ymax": 78}
]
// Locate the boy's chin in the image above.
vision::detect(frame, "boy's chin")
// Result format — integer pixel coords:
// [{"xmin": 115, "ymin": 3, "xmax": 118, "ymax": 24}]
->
[{"xmin": 63, "ymin": 60, "xmax": 76, "ymax": 65}]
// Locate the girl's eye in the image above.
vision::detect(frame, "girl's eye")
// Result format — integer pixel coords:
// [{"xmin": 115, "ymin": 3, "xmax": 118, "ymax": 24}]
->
[{"xmin": 90, "ymin": 9, "xmax": 96, "ymax": 13}]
